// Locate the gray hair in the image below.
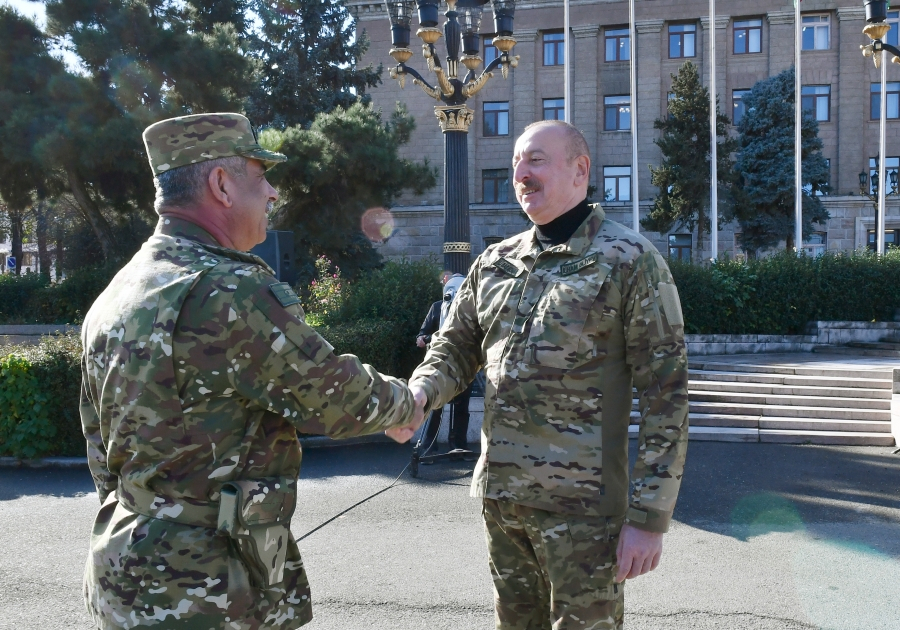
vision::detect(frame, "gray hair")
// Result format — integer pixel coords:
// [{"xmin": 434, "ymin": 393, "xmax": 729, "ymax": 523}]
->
[
  {"xmin": 153, "ymin": 156, "xmax": 248, "ymax": 212},
  {"xmin": 522, "ymin": 120, "xmax": 590, "ymax": 163}
]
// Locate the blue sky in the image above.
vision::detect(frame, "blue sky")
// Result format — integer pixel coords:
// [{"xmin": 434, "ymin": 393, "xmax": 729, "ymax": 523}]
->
[{"xmin": 3, "ymin": 1, "xmax": 45, "ymax": 25}]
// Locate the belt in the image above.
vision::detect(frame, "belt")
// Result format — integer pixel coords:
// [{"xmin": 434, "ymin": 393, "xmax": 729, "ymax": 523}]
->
[{"xmin": 115, "ymin": 481, "xmax": 219, "ymax": 529}]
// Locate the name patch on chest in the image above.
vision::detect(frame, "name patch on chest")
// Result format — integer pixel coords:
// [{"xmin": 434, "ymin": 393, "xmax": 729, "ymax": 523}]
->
[
  {"xmin": 270, "ymin": 282, "xmax": 301, "ymax": 307},
  {"xmin": 493, "ymin": 257, "xmax": 523, "ymax": 277},
  {"xmin": 559, "ymin": 253, "xmax": 599, "ymax": 276}
]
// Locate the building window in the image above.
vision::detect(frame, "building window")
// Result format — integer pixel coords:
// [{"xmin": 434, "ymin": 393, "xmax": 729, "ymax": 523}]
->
[
  {"xmin": 543, "ymin": 31, "xmax": 565, "ymax": 66},
  {"xmin": 603, "ymin": 166, "xmax": 631, "ymax": 202},
  {"xmin": 482, "ymin": 169, "xmax": 509, "ymax": 203},
  {"xmin": 543, "ymin": 98, "xmax": 565, "ymax": 121},
  {"xmin": 871, "ymin": 82, "xmax": 900, "ymax": 119},
  {"xmin": 669, "ymin": 23, "xmax": 696, "ymax": 58},
  {"xmin": 801, "ymin": 85, "xmax": 830, "ymax": 122},
  {"xmin": 869, "ymin": 156, "xmax": 900, "ymax": 194},
  {"xmin": 483, "ymin": 102, "xmax": 509, "ymax": 136},
  {"xmin": 888, "ymin": 10, "xmax": 899, "ymax": 47},
  {"xmin": 605, "ymin": 27, "xmax": 630, "ymax": 61},
  {"xmin": 867, "ymin": 229, "xmax": 900, "ymax": 251},
  {"xmin": 802, "ymin": 232, "xmax": 827, "ymax": 256},
  {"xmin": 604, "ymin": 95, "xmax": 631, "ymax": 131},
  {"xmin": 484, "ymin": 36, "xmax": 499, "ymax": 66},
  {"xmin": 801, "ymin": 14, "xmax": 830, "ymax": 50},
  {"xmin": 734, "ymin": 19, "xmax": 762, "ymax": 54},
  {"xmin": 668, "ymin": 234, "xmax": 692, "ymax": 261},
  {"xmin": 732, "ymin": 89, "xmax": 750, "ymax": 126},
  {"xmin": 484, "ymin": 236, "xmax": 503, "ymax": 249}
]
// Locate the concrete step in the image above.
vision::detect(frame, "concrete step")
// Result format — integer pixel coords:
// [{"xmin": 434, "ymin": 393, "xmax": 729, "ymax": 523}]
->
[
  {"xmin": 851, "ymin": 341, "xmax": 900, "ymax": 350},
  {"xmin": 688, "ymin": 379, "xmax": 891, "ymax": 399},
  {"xmin": 812, "ymin": 344, "xmax": 900, "ymax": 358},
  {"xmin": 759, "ymin": 429, "xmax": 896, "ymax": 446},
  {"xmin": 628, "ymin": 425, "xmax": 759, "ymax": 442},
  {"xmin": 689, "ymin": 360, "xmax": 894, "ymax": 380},
  {"xmin": 758, "ymin": 416, "xmax": 892, "ymax": 433},
  {"xmin": 688, "ymin": 390, "xmax": 891, "ymax": 410},
  {"xmin": 688, "ymin": 413, "xmax": 759, "ymax": 428},
  {"xmin": 688, "ymin": 400, "xmax": 891, "ymax": 421},
  {"xmin": 688, "ymin": 369, "xmax": 891, "ymax": 390}
]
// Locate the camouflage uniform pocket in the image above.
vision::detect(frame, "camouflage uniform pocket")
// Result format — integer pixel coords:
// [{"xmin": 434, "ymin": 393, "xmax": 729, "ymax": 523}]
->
[
  {"xmin": 562, "ymin": 515, "xmax": 619, "ymax": 600},
  {"xmin": 526, "ymin": 263, "xmax": 612, "ymax": 370},
  {"xmin": 217, "ymin": 477, "xmax": 297, "ymax": 589}
]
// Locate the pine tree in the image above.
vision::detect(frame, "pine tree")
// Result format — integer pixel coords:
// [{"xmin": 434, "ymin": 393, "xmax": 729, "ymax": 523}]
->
[
  {"xmin": 732, "ymin": 67, "xmax": 830, "ymax": 254},
  {"xmin": 247, "ymin": 0, "xmax": 382, "ymax": 129},
  {"xmin": 642, "ymin": 62, "xmax": 736, "ymax": 260},
  {"xmin": 265, "ymin": 102, "xmax": 437, "ymax": 279}
]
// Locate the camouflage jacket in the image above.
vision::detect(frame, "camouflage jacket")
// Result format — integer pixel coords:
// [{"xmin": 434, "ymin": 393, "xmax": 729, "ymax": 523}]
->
[
  {"xmin": 410, "ymin": 206, "xmax": 688, "ymax": 533},
  {"xmin": 80, "ymin": 217, "xmax": 415, "ymax": 628}
]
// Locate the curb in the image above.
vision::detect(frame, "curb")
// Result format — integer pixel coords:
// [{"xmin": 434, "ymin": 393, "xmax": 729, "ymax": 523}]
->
[{"xmin": 0, "ymin": 434, "xmax": 396, "ymax": 469}]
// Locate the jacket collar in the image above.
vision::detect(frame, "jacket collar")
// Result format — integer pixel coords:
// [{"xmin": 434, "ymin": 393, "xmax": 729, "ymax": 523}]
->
[
  {"xmin": 510, "ymin": 203, "xmax": 605, "ymax": 261},
  {"xmin": 155, "ymin": 216, "xmax": 221, "ymax": 247}
]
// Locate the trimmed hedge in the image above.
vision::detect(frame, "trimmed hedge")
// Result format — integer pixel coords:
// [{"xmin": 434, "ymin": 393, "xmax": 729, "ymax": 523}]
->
[
  {"xmin": 671, "ymin": 249, "xmax": 900, "ymax": 334},
  {"xmin": 0, "ymin": 265, "xmax": 118, "ymax": 324},
  {"xmin": 0, "ymin": 333, "xmax": 83, "ymax": 459}
]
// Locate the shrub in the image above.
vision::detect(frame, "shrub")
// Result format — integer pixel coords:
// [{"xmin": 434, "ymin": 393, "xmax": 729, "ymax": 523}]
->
[
  {"xmin": 0, "ymin": 332, "xmax": 83, "ymax": 459},
  {"xmin": 305, "ymin": 258, "xmax": 443, "ymax": 377},
  {"xmin": 0, "ymin": 264, "xmax": 118, "ymax": 324},
  {"xmin": 670, "ymin": 249, "xmax": 900, "ymax": 334}
]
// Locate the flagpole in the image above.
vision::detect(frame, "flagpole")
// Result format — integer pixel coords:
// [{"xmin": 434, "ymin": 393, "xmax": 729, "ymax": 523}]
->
[
  {"xmin": 630, "ymin": 0, "xmax": 639, "ymax": 231},
  {"xmin": 879, "ymin": 49, "xmax": 887, "ymax": 255},
  {"xmin": 564, "ymin": 0, "xmax": 571, "ymax": 123},
  {"xmin": 794, "ymin": 0, "xmax": 803, "ymax": 252},
  {"xmin": 709, "ymin": 0, "xmax": 718, "ymax": 261}
]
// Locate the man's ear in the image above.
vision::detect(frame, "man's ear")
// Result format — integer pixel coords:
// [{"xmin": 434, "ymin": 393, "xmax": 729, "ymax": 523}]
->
[
  {"xmin": 574, "ymin": 155, "xmax": 591, "ymax": 186},
  {"xmin": 207, "ymin": 166, "xmax": 233, "ymax": 208}
]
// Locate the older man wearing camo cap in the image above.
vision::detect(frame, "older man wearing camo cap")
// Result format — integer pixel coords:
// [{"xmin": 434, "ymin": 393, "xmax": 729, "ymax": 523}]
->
[{"xmin": 80, "ymin": 113, "xmax": 425, "ymax": 629}]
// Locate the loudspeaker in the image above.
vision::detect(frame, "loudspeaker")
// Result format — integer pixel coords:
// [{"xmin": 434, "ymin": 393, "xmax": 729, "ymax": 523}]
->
[{"xmin": 251, "ymin": 230, "xmax": 296, "ymax": 286}]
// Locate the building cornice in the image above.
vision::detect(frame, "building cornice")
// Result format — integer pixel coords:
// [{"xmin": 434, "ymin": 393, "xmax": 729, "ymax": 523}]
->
[
  {"xmin": 635, "ymin": 19, "xmax": 665, "ymax": 34},
  {"xmin": 348, "ymin": 0, "xmax": 621, "ymax": 21},
  {"xmin": 572, "ymin": 24, "xmax": 600, "ymax": 39},
  {"xmin": 837, "ymin": 7, "xmax": 866, "ymax": 22},
  {"xmin": 767, "ymin": 11, "xmax": 795, "ymax": 26},
  {"xmin": 514, "ymin": 28, "xmax": 540, "ymax": 42},
  {"xmin": 700, "ymin": 16, "xmax": 731, "ymax": 30}
]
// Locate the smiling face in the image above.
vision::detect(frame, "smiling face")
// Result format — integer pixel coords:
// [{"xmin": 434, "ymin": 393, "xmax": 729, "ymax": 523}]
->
[
  {"xmin": 512, "ymin": 124, "xmax": 590, "ymax": 225},
  {"xmin": 225, "ymin": 159, "xmax": 279, "ymax": 251}
]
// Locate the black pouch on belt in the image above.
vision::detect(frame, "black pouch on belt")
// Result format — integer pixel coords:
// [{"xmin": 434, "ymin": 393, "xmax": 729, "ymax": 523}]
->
[{"xmin": 217, "ymin": 477, "xmax": 297, "ymax": 589}]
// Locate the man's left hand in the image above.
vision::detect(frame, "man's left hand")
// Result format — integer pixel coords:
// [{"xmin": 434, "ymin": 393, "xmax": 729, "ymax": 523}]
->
[{"xmin": 614, "ymin": 523, "xmax": 663, "ymax": 582}]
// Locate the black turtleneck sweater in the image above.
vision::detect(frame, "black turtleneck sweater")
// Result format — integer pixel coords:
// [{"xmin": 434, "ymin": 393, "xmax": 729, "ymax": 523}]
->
[{"xmin": 534, "ymin": 198, "xmax": 592, "ymax": 249}]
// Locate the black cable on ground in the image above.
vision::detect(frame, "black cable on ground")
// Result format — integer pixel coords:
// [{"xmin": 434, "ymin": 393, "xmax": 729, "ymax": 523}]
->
[{"xmin": 297, "ymin": 415, "xmax": 444, "ymax": 542}]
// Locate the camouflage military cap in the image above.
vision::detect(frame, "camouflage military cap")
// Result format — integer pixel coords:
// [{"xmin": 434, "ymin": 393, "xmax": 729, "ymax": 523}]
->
[{"xmin": 142, "ymin": 112, "xmax": 287, "ymax": 175}]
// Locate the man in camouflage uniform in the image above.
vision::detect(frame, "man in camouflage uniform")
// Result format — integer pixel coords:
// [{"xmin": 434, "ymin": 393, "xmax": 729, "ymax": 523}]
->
[
  {"xmin": 409, "ymin": 120, "xmax": 688, "ymax": 629},
  {"xmin": 80, "ymin": 113, "xmax": 424, "ymax": 629}
]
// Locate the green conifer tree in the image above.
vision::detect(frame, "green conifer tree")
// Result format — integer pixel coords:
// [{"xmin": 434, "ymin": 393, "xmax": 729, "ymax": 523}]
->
[
  {"xmin": 732, "ymin": 67, "xmax": 830, "ymax": 254},
  {"xmin": 643, "ymin": 61, "xmax": 737, "ymax": 260}
]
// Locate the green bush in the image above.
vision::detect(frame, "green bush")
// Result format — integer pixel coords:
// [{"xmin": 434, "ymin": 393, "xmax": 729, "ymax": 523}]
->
[
  {"xmin": 670, "ymin": 248, "xmax": 900, "ymax": 334},
  {"xmin": 306, "ymin": 258, "xmax": 443, "ymax": 378},
  {"xmin": 0, "ymin": 264, "xmax": 118, "ymax": 324},
  {"xmin": 0, "ymin": 333, "xmax": 83, "ymax": 459}
]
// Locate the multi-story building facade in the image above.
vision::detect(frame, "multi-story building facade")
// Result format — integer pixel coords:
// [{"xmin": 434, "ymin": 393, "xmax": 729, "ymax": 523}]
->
[{"xmin": 349, "ymin": 0, "xmax": 900, "ymax": 262}]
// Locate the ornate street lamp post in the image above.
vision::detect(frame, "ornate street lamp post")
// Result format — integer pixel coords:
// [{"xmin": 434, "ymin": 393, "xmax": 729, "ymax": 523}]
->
[
  {"xmin": 384, "ymin": 0, "xmax": 518, "ymax": 274},
  {"xmin": 860, "ymin": 0, "xmax": 900, "ymax": 254},
  {"xmin": 858, "ymin": 159, "xmax": 899, "ymax": 249}
]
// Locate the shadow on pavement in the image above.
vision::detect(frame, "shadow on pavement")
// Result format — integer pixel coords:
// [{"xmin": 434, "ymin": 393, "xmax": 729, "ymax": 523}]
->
[
  {"xmin": 669, "ymin": 442, "xmax": 900, "ymax": 555},
  {"xmin": 0, "ymin": 467, "xmax": 95, "ymax": 501}
]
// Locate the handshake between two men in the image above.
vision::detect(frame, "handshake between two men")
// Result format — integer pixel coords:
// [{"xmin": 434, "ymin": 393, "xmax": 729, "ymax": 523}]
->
[{"xmin": 384, "ymin": 385, "xmax": 428, "ymax": 444}]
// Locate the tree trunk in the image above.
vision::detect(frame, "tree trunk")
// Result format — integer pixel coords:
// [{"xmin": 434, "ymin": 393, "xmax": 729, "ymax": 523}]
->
[
  {"xmin": 10, "ymin": 209, "xmax": 23, "ymax": 276},
  {"xmin": 66, "ymin": 166, "xmax": 115, "ymax": 261},
  {"xmin": 55, "ymin": 221, "xmax": 64, "ymax": 281},
  {"xmin": 36, "ymin": 201, "xmax": 51, "ymax": 281},
  {"xmin": 695, "ymin": 206, "xmax": 706, "ymax": 263},
  {"xmin": 785, "ymin": 232, "xmax": 795, "ymax": 252}
]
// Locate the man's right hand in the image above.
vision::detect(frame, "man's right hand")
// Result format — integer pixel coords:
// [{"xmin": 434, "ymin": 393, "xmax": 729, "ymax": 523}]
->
[
  {"xmin": 416, "ymin": 336, "xmax": 427, "ymax": 348},
  {"xmin": 385, "ymin": 385, "xmax": 428, "ymax": 443}
]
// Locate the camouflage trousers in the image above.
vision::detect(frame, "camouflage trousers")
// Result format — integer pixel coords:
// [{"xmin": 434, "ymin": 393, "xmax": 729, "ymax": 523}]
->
[{"xmin": 483, "ymin": 498, "xmax": 625, "ymax": 630}]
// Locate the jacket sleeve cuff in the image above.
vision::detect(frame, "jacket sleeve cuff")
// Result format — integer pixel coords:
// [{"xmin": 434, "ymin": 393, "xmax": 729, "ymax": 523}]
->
[
  {"xmin": 625, "ymin": 506, "xmax": 671, "ymax": 533},
  {"xmin": 408, "ymin": 376, "xmax": 438, "ymax": 414}
]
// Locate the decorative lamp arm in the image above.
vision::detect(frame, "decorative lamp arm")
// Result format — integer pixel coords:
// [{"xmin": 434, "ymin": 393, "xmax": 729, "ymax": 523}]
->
[{"xmin": 390, "ymin": 64, "xmax": 442, "ymax": 100}]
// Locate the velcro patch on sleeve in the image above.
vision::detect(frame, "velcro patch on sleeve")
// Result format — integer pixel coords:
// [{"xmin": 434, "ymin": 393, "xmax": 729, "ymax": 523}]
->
[
  {"xmin": 658, "ymin": 282, "xmax": 684, "ymax": 327},
  {"xmin": 270, "ymin": 282, "xmax": 301, "ymax": 308}
]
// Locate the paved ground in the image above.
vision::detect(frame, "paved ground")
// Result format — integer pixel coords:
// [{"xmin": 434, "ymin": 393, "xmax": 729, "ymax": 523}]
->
[{"xmin": 1, "ymin": 441, "xmax": 898, "ymax": 630}]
